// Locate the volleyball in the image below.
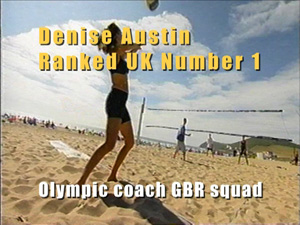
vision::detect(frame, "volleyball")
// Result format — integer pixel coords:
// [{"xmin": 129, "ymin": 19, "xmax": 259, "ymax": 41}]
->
[{"xmin": 146, "ymin": 0, "xmax": 159, "ymax": 11}]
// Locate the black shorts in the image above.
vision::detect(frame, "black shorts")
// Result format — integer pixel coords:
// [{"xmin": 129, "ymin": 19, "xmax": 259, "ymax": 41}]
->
[
  {"xmin": 240, "ymin": 149, "xmax": 247, "ymax": 155},
  {"xmin": 106, "ymin": 88, "xmax": 131, "ymax": 124}
]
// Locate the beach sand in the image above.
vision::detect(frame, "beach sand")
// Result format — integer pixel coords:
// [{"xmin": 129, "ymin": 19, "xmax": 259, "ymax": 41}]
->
[{"xmin": 2, "ymin": 122, "xmax": 299, "ymax": 224}]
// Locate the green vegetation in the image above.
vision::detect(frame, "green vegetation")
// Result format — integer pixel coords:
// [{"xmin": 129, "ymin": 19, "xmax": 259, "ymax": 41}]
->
[
  {"xmin": 230, "ymin": 138, "xmax": 299, "ymax": 149},
  {"xmin": 200, "ymin": 138, "xmax": 299, "ymax": 160}
]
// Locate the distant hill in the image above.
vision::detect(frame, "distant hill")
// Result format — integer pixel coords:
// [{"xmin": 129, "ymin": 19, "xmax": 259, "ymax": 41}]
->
[
  {"xmin": 230, "ymin": 138, "xmax": 299, "ymax": 149},
  {"xmin": 200, "ymin": 138, "xmax": 299, "ymax": 150},
  {"xmin": 250, "ymin": 145, "xmax": 296, "ymax": 159},
  {"xmin": 200, "ymin": 138, "xmax": 300, "ymax": 159}
]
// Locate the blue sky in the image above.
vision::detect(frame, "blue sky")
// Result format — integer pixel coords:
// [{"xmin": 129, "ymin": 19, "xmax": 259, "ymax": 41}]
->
[
  {"xmin": 2, "ymin": 1, "xmax": 299, "ymax": 144},
  {"xmin": 3, "ymin": 0, "xmax": 298, "ymax": 80}
]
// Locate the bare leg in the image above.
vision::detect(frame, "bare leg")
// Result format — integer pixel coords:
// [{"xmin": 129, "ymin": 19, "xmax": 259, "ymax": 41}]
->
[
  {"xmin": 245, "ymin": 154, "xmax": 249, "ymax": 165},
  {"xmin": 77, "ymin": 118, "xmax": 121, "ymax": 185},
  {"xmin": 183, "ymin": 152, "xmax": 186, "ymax": 161},
  {"xmin": 107, "ymin": 121, "xmax": 134, "ymax": 182},
  {"xmin": 238, "ymin": 155, "xmax": 241, "ymax": 164},
  {"xmin": 173, "ymin": 150, "xmax": 178, "ymax": 158},
  {"xmin": 173, "ymin": 143, "xmax": 179, "ymax": 158}
]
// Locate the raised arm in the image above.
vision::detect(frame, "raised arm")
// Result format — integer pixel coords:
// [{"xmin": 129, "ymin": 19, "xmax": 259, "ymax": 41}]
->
[{"xmin": 185, "ymin": 132, "xmax": 191, "ymax": 137}]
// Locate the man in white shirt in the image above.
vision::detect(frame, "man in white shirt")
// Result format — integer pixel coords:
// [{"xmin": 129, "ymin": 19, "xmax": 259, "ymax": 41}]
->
[
  {"xmin": 206, "ymin": 134, "xmax": 214, "ymax": 157},
  {"xmin": 173, "ymin": 118, "xmax": 191, "ymax": 161}
]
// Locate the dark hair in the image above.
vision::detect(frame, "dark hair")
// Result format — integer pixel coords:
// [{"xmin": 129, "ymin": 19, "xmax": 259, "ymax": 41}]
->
[{"xmin": 98, "ymin": 23, "xmax": 121, "ymax": 54}]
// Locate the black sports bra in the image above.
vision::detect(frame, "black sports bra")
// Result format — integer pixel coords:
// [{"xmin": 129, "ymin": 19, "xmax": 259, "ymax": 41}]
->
[{"xmin": 109, "ymin": 58, "xmax": 129, "ymax": 75}]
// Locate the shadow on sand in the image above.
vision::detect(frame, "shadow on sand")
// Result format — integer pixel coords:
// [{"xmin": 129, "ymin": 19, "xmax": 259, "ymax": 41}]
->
[
  {"xmin": 101, "ymin": 180, "xmax": 193, "ymax": 225},
  {"xmin": 185, "ymin": 160, "xmax": 211, "ymax": 169}
]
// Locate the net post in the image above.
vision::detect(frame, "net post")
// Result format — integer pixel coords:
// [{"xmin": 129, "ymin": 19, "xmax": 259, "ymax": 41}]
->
[{"xmin": 136, "ymin": 97, "xmax": 146, "ymax": 145}]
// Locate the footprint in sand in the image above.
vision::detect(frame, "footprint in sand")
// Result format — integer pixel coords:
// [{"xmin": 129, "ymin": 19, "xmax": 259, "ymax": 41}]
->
[
  {"xmin": 251, "ymin": 201, "xmax": 259, "ymax": 207},
  {"xmin": 254, "ymin": 213, "xmax": 265, "ymax": 223},
  {"xmin": 58, "ymin": 200, "xmax": 80, "ymax": 214},
  {"xmin": 32, "ymin": 166, "xmax": 46, "ymax": 174},
  {"xmin": 3, "ymin": 179, "xmax": 12, "ymax": 186},
  {"xmin": 192, "ymin": 201, "xmax": 203, "ymax": 209},
  {"xmin": 226, "ymin": 212, "xmax": 234, "ymax": 219},
  {"xmin": 41, "ymin": 199, "xmax": 62, "ymax": 214},
  {"xmin": 14, "ymin": 157, "xmax": 21, "ymax": 162},
  {"xmin": 17, "ymin": 165, "xmax": 29, "ymax": 171},
  {"xmin": 92, "ymin": 171, "xmax": 107, "ymax": 180},
  {"xmin": 31, "ymin": 155, "xmax": 42, "ymax": 162},
  {"xmin": 56, "ymin": 169, "xmax": 63, "ymax": 174},
  {"xmin": 12, "ymin": 185, "xmax": 33, "ymax": 195},
  {"xmin": 207, "ymin": 208, "xmax": 216, "ymax": 217},
  {"xmin": 61, "ymin": 165, "xmax": 83, "ymax": 174},
  {"xmin": 2, "ymin": 172, "xmax": 10, "ymax": 177},
  {"xmin": 20, "ymin": 161, "xmax": 31, "ymax": 166},
  {"xmin": 77, "ymin": 202, "xmax": 107, "ymax": 217},
  {"xmin": 48, "ymin": 172, "xmax": 56, "ymax": 177},
  {"xmin": 2, "ymin": 187, "xmax": 10, "ymax": 196},
  {"xmin": 4, "ymin": 196, "xmax": 20, "ymax": 204},
  {"xmin": 13, "ymin": 200, "xmax": 33, "ymax": 215}
]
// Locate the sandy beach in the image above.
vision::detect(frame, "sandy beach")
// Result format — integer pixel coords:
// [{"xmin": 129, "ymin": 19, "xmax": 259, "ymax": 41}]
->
[{"xmin": 1, "ymin": 122, "xmax": 299, "ymax": 224}]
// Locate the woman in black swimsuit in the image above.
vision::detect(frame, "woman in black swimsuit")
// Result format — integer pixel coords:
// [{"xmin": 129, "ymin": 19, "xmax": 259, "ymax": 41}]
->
[{"xmin": 77, "ymin": 23, "xmax": 141, "ymax": 184}]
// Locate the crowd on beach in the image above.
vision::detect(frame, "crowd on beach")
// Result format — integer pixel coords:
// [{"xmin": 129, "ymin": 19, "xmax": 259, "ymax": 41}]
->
[
  {"xmin": 3, "ymin": 113, "xmax": 58, "ymax": 129},
  {"xmin": 2, "ymin": 113, "xmax": 298, "ymax": 165},
  {"xmin": 1, "ymin": 113, "xmax": 105, "ymax": 137}
]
